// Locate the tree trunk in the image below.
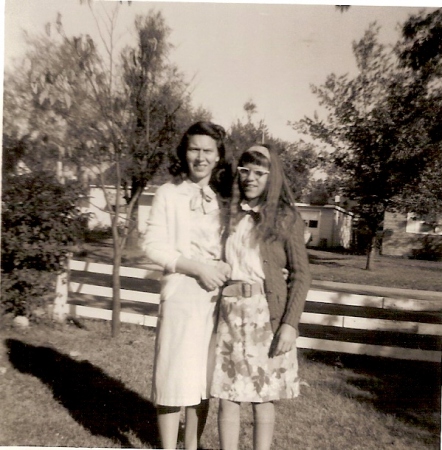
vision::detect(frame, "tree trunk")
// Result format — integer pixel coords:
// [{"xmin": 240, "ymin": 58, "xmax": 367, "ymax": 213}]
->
[
  {"xmin": 111, "ymin": 220, "xmax": 122, "ymax": 337},
  {"xmin": 125, "ymin": 201, "xmax": 140, "ymax": 249},
  {"xmin": 126, "ymin": 179, "xmax": 143, "ymax": 249},
  {"xmin": 365, "ymin": 235, "xmax": 377, "ymax": 270}
]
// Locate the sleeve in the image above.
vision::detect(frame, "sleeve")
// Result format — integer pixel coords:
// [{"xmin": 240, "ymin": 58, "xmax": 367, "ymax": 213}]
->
[
  {"xmin": 281, "ymin": 212, "xmax": 312, "ymax": 330},
  {"xmin": 140, "ymin": 184, "xmax": 181, "ymax": 272}
]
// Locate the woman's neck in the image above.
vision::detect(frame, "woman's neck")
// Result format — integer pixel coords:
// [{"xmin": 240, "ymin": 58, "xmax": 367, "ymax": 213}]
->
[{"xmin": 188, "ymin": 175, "xmax": 210, "ymax": 188}]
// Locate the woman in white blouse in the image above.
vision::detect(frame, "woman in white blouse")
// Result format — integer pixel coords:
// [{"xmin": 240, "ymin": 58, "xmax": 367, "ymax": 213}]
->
[{"xmin": 143, "ymin": 121, "xmax": 232, "ymax": 449}]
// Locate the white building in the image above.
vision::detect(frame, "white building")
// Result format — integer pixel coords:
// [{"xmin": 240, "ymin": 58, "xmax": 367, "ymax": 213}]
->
[{"xmin": 296, "ymin": 203, "xmax": 354, "ymax": 249}]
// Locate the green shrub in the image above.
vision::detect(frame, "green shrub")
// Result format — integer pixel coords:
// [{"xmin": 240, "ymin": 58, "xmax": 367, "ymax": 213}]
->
[{"xmin": 1, "ymin": 171, "xmax": 86, "ymax": 318}]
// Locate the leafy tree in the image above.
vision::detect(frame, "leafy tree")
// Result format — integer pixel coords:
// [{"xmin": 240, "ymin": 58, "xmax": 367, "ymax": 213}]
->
[
  {"xmin": 391, "ymin": 9, "xmax": 442, "ymax": 221},
  {"xmin": 2, "ymin": 16, "xmax": 110, "ymax": 185},
  {"xmin": 294, "ymin": 16, "xmax": 442, "ymax": 269},
  {"xmin": 279, "ymin": 142, "xmax": 318, "ymax": 201},
  {"xmin": 1, "ymin": 169, "xmax": 84, "ymax": 319},
  {"xmin": 3, "ymin": 43, "xmax": 61, "ymax": 177},
  {"xmin": 305, "ymin": 178, "xmax": 340, "ymax": 206}
]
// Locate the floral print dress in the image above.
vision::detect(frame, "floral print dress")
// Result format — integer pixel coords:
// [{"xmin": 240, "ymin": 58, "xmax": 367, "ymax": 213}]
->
[{"xmin": 210, "ymin": 214, "xmax": 300, "ymax": 403}]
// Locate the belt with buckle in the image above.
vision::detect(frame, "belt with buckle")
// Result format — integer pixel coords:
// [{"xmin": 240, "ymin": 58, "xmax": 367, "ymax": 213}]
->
[{"xmin": 222, "ymin": 281, "xmax": 264, "ymax": 298}]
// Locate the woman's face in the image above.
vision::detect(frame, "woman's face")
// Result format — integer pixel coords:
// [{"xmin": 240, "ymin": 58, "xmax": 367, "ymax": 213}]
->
[
  {"xmin": 238, "ymin": 163, "xmax": 269, "ymax": 205},
  {"xmin": 186, "ymin": 134, "xmax": 219, "ymax": 185}
]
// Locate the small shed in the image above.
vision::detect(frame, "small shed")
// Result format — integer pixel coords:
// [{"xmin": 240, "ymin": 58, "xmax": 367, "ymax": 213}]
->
[{"xmin": 296, "ymin": 203, "xmax": 353, "ymax": 249}]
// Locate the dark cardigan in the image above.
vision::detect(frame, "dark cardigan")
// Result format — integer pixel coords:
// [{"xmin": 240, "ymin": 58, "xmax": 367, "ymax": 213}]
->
[{"xmin": 260, "ymin": 211, "xmax": 311, "ymax": 334}]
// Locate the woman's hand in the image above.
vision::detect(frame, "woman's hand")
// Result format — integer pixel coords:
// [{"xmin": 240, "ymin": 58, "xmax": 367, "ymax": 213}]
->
[
  {"xmin": 215, "ymin": 261, "xmax": 232, "ymax": 279},
  {"xmin": 269, "ymin": 323, "xmax": 298, "ymax": 358},
  {"xmin": 174, "ymin": 256, "xmax": 231, "ymax": 292},
  {"xmin": 196, "ymin": 263, "xmax": 230, "ymax": 292}
]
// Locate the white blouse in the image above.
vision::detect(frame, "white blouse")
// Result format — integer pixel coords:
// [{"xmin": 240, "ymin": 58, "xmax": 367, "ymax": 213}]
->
[{"xmin": 226, "ymin": 206, "xmax": 265, "ymax": 285}]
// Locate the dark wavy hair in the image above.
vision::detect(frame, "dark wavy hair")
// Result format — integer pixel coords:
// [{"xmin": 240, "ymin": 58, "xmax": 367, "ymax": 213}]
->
[
  {"xmin": 230, "ymin": 144, "xmax": 298, "ymax": 242},
  {"xmin": 169, "ymin": 121, "xmax": 232, "ymax": 198}
]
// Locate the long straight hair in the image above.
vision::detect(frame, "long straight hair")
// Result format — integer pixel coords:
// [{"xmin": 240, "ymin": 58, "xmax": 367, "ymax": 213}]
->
[{"xmin": 230, "ymin": 144, "xmax": 298, "ymax": 242}]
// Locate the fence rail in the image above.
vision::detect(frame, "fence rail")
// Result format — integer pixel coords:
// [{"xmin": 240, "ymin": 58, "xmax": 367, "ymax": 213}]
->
[{"xmin": 56, "ymin": 259, "xmax": 442, "ymax": 363}]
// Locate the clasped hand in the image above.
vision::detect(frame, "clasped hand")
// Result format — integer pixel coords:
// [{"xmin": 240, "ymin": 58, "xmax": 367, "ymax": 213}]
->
[{"xmin": 198, "ymin": 261, "xmax": 231, "ymax": 292}]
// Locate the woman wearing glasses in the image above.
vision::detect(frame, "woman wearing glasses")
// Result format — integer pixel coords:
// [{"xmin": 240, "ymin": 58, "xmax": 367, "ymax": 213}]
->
[{"xmin": 210, "ymin": 144, "xmax": 311, "ymax": 450}]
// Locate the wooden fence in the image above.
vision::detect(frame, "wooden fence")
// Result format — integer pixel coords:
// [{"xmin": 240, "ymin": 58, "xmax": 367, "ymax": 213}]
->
[{"xmin": 55, "ymin": 259, "xmax": 442, "ymax": 363}]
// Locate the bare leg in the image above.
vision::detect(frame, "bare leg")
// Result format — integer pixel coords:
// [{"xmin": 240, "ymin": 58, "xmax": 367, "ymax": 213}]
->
[
  {"xmin": 157, "ymin": 405, "xmax": 181, "ymax": 449},
  {"xmin": 252, "ymin": 402, "xmax": 275, "ymax": 450},
  {"xmin": 184, "ymin": 400, "xmax": 210, "ymax": 450},
  {"xmin": 218, "ymin": 399, "xmax": 241, "ymax": 450}
]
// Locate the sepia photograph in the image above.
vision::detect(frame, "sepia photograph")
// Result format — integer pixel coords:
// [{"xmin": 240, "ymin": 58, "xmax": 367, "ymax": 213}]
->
[{"xmin": 1, "ymin": 1, "xmax": 441, "ymax": 448}]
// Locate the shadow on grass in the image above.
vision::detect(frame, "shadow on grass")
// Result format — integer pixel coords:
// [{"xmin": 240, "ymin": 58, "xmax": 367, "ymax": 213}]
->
[
  {"xmin": 302, "ymin": 350, "xmax": 441, "ymax": 441},
  {"xmin": 5, "ymin": 338, "xmax": 161, "ymax": 449},
  {"xmin": 308, "ymin": 253, "xmax": 347, "ymax": 268}
]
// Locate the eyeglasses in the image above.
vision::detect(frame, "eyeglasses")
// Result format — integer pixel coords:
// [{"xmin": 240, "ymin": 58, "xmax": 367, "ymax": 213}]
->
[{"xmin": 237, "ymin": 166, "xmax": 270, "ymax": 179}]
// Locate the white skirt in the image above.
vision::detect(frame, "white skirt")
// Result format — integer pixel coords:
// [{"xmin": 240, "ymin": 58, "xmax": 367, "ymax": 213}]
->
[{"xmin": 151, "ymin": 273, "xmax": 218, "ymax": 406}]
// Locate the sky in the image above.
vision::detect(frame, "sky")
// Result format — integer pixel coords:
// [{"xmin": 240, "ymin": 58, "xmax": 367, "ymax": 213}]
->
[{"xmin": 2, "ymin": 0, "xmax": 442, "ymax": 142}]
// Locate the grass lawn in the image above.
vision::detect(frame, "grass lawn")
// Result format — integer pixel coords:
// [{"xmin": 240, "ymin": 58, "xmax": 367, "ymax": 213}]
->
[
  {"xmin": 0, "ymin": 318, "xmax": 440, "ymax": 449},
  {"xmin": 308, "ymin": 249, "xmax": 442, "ymax": 292}
]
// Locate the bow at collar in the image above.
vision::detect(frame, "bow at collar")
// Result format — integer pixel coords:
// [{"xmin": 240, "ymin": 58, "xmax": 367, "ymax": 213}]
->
[
  {"xmin": 240, "ymin": 201, "xmax": 261, "ymax": 223},
  {"xmin": 190, "ymin": 185, "xmax": 218, "ymax": 214}
]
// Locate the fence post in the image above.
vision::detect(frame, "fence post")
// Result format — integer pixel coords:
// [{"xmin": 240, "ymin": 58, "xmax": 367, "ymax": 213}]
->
[{"xmin": 53, "ymin": 253, "xmax": 71, "ymax": 322}]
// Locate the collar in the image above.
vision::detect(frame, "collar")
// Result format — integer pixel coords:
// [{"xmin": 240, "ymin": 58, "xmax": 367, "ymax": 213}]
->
[{"xmin": 240, "ymin": 200, "xmax": 260, "ymax": 213}]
